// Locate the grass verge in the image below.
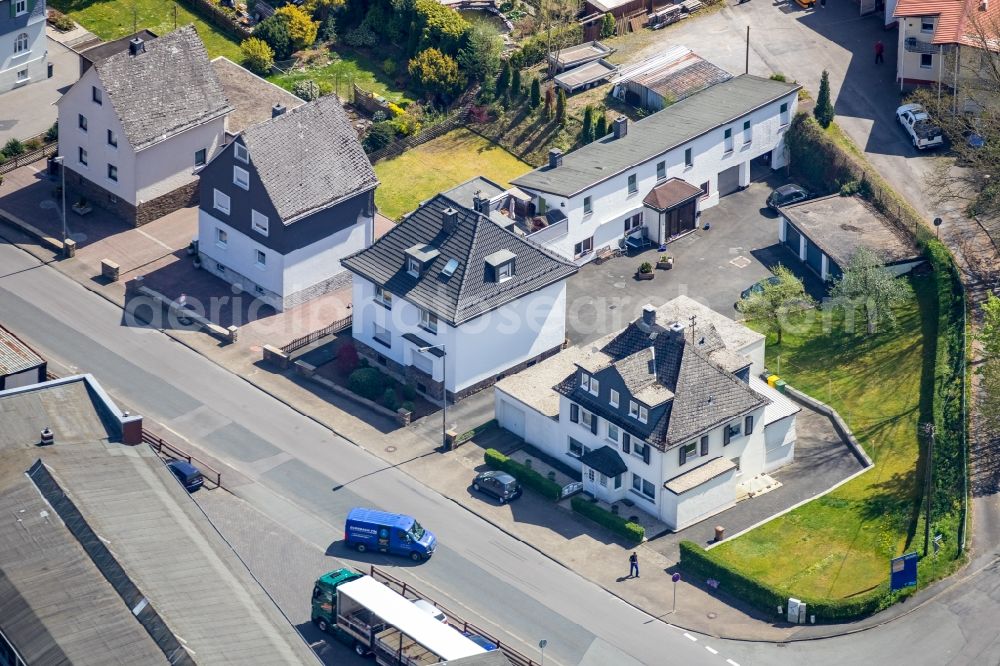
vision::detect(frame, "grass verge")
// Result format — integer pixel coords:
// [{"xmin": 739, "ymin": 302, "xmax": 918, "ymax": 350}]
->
[
  {"xmin": 373, "ymin": 128, "xmax": 532, "ymax": 220},
  {"xmin": 269, "ymin": 48, "xmax": 416, "ymax": 106}
]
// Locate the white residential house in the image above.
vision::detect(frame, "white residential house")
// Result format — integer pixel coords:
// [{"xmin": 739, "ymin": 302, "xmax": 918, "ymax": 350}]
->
[
  {"xmin": 56, "ymin": 26, "xmax": 233, "ymax": 226},
  {"xmin": 197, "ymin": 95, "xmax": 378, "ymax": 312},
  {"xmin": 342, "ymin": 195, "xmax": 579, "ymax": 403},
  {"xmin": 0, "ymin": 0, "xmax": 46, "ymax": 94},
  {"xmin": 495, "ymin": 297, "xmax": 799, "ymax": 531},
  {"xmin": 510, "ymin": 75, "xmax": 801, "ymax": 263}
]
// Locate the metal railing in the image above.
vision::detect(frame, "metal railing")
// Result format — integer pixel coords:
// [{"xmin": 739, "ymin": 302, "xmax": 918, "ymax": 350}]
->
[
  {"xmin": 368, "ymin": 566, "xmax": 540, "ymax": 666},
  {"xmin": 281, "ymin": 313, "xmax": 352, "ymax": 354}
]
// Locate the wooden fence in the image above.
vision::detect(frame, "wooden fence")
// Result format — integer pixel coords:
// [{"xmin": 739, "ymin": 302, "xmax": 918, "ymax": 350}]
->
[
  {"xmin": 281, "ymin": 313, "xmax": 352, "ymax": 354},
  {"xmin": 0, "ymin": 142, "xmax": 57, "ymax": 175},
  {"xmin": 353, "ymin": 83, "xmax": 391, "ymax": 116}
]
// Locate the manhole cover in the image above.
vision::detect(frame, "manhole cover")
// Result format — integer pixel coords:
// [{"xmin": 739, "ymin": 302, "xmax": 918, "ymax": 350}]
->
[
  {"xmin": 729, "ymin": 256, "xmax": 751, "ymax": 269},
  {"xmin": 707, "ymin": 612, "xmax": 718, "ymax": 620},
  {"xmin": 385, "ymin": 445, "xmax": 397, "ymax": 453}
]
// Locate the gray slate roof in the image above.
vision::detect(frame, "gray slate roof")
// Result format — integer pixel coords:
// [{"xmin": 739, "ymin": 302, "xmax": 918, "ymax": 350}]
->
[
  {"xmin": 94, "ymin": 26, "xmax": 232, "ymax": 151},
  {"xmin": 0, "ymin": 325, "xmax": 43, "ymax": 376},
  {"xmin": 342, "ymin": 194, "xmax": 578, "ymax": 325},
  {"xmin": 240, "ymin": 94, "xmax": 378, "ymax": 223},
  {"xmin": 512, "ymin": 75, "xmax": 801, "ymax": 197},
  {"xmin": 557, "ymin": 318, "xmax": 767, "ymax": 450}
]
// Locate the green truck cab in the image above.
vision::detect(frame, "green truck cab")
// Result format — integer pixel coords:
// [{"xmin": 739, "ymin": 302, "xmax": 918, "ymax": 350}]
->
[{"xmin": 311, "ymin": 568, "xmax": 362, "ymax": 633}]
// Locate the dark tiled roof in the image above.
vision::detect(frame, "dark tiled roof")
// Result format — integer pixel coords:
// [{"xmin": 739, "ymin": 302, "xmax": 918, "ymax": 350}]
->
[
  {"xmin": 94, "ymin": 26, "xmax": 232, "ymax": 151},
  {"xmin": 240, "ymin": 95, "xmax": 378, "ymax": 223},
  {"xmin": 642, "ymin": 178, "xmax": 702, "ymax": 211},
  {"xmin": 579, "ymin": 445, "xmax": 628, "ymax": 477},
  {"xmin": 342, "ymin": 195, "xmax": 578, "ymax": 325},
  {"xmin": 557, "ymin": 320, "xmax": 767, "ymax": 451},
  {"xmin": 79, "ymin": 30, "xmax": 159, "ymax": 65}
]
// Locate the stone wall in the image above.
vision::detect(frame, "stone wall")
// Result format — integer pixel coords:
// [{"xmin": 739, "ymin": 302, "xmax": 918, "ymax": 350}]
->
[
  {"xmin": 135, "ymin": 180, "xmax": 198, "ymax": 226},
  {"xmin": 283, "ymin": 268, "xmax": 353, "ymax": 310},
  {"xmin": 66, "ymin": 170, "xmax": 198, "ymax": 227}
]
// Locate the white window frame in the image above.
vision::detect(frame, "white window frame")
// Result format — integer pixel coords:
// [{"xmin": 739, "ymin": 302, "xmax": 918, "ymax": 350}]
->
[
  {"xmin": 374, "ymin": 285, "xmax": 393, "ymax": 308},
  {"xmin": 213, "ymin": 189, "xmax": 230, "ymax": 215},
  {"xmin": 15, "ymin": 68, "xmax": 28, "ymax": 82},
  {"xmin": 574, "ymin": 236, "xmax": 593, "ymax": 257},
  {"xmin": 681, "ymin": 441, "xmax": 697, "ymax": 463},
  {"xmin": 107, "ymin": 129, "xmax": 117, "ymax": 148},
  {"xmin": 255, "ymin": 249, "xmax": 266, "ymax": 268},
  {"xmin": 609, "ymin": 389, "xmax": 619, "ymax": 408},
  {"xmin": 631, "ymin": 440, "xmax": 647, "ymax": 461},
  {"xmin": 92, "ymin": 86, "xmax": 102, "ymax": 105},
  {"xmin": 373, "ymin": 323, "xmax": 391, "ymax": 347},
  {"xmin": 13, "ymin": 33, "xmax": 28, "ymax": 54},
  {"xmin": 780, "ymin": 102, "xmax": 790, "ymax": 127},
  {"xmin": 920, "ymin": 17, "xmax": 934, "ymax": 32},
  {"xmin": 624, "ymin": 213, "xmax": 642, "ymax": 235},
  {"xmin": 78, "ymin": 147, "xmax": 87, "ymax": 167},
  {"xmin": 684, "ymin": 147, "xmax": 693, "ymax": 168},
  {"xmin": 631, "ymin": 472, "xmax": 655, "ymax": 500},
  {"xmin": 629, "ymin": 400, "xmax": 648, "ymax": 423},
  {"xmin": 419, "ymin": 308, "xmax": 438, "ymax": 334},
  {"xmin": 107, "ymin": 164, "xmax": 117, "ymax": 182},
  {"xmin": 656, "ymin": 161, "xmax": 666, "ymax": 181},
  {"xmin": 581, "ymin": 371, "xmax": 590, "ymax": 388},
  {"xmin": 252, "ymin": 210, "xmax": 269, "ymax": 236},
  {"xmin": 607, "ymin": 423, "xmax": 620, "ymax": 443},
  {"xmin": 14, "ymin": 0, "xmax": 27, "ymax": 15},
  {"xmin": 627, "ymin": 173, "xmax": 637, "ymax": 195},
  {"xmin": 407, "ymin": 257, "xmax": 422, "ymax": 277},
  {"xmin": 581, "ymin": 409, "xmax": 594, "ymax": 429},
  {"xmin": 233, "ymin": 166, "xmax": 250, "ymax": 190},
  {"xmin": 215, "ymin": 228, "xmax": 228, "ymax": 248},
  {"xmin": 638, "ymin": 404, "xmax": 648, "ymax": 423},
  {"xmin": 195, "ymin": 148, "xmax": 207, "ymax": 167},
  {"xmin": 920, "ymin": 53, "xmax": 933, "ymax": 69},
  {"xmin": 234, "ymin": 142, "xmax": 249, "ymax": 163},
  {"xmin": 78, "ymin": 114, "xmax": 87, "ymax": 133},
  {"xmin": 497, "ymin": 261, "xmax": 513, "ymax": 282},
  {"xmin": 568, "ymin": 437, "xmax": 589, "ymax": 458},
  {"xmin": 743, "ymin": 120, "xmax": 752, "ymax": 145},
  {"xmin": 724, "ymin": 127, "xmax": 734, "ymax": 153},
  {"xmin": 583, "ymin": 196, "xmax": 593, "ymax": 216},
  {"xmin": 589, "ymin": 376, "xmax": 599, "ymax": 396}
]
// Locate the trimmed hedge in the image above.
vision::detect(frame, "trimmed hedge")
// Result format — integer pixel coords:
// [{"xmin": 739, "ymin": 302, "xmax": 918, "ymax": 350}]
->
[
  {"xmin": 483, "ymin": 448, "xmax": 561, "ymax": 501},
  {"xmin": 571, "ymin": 497, "xmax": 645, "ymax": 543},
  {"xmin": 679, "ymin": 541, "xmax": 903, "ymax": 622}
]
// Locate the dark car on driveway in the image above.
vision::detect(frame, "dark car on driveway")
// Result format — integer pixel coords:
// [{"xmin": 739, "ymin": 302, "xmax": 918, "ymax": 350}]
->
[
  {"xmin": 767, "ymin": 184, "xmax": 810, "ymax": 211},
  {"xmin": 166, "ymin": 459, "xmax": 204, "ymax": 492},
  {"xmin": 473, "ymin": 471, "xmax": 522, "ymax": 504},
  {"xmin": 739, "ymin": 276, "xmax": 781, "ymax": 302}
]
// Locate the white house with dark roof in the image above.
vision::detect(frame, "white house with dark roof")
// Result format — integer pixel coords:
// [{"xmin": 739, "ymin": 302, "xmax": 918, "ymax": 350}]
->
[
  {"xmin": 510, "ymin": 75, "xmax": 801, "ymax": 263},
  {"xmin": 56, "ymin": 26, "xmax": 233, "ymax": 226},
  {"xmin": 342, "ymin": 195, "xmax": 578, "ymax": 402},
  {"xmin": 197, "ymin": 94, "xmax": 378, "ymax": 311},
  {"xmin": 0, "ymin": 0, "xmax": 46, "ymax": 93},
  {"xmin": 495, "ymin": 297, "xmax": 798, "ymax": 530}
]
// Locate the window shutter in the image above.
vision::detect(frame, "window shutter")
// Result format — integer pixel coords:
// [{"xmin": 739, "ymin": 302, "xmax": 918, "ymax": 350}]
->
[
  {"xmin": 570, "ymin": 404, "xmax": 579, "ymax": 423},
  {"xmin": 642, "ymin": 445, "xmax": 650, "ymax": 464},
  {"xmin": 745, "ymin": 415, "xmax": 754, "ymax": 435},
  {"xmin": 679, "ymin": 447, "xmax": 686, "ymax": 466},
  {"xmin": 724, "ymin": 426, "xmax": 731, "ymax": 446},
  {"xmin": 590, "ymin": 414, "xmax": 598, "ymax": 435},
  {"xmin": 622, "ymin": 433, "xmax": 630, "ymax": 454},
  {"xmin": 700, "ymin": 435, "xmax": 709, "ymax": 457}
]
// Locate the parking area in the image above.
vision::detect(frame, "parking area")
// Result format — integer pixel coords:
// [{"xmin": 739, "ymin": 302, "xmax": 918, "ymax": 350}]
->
[{"xmin": 566, "ymin": 177, "xmax": 823, "ymax": 345}]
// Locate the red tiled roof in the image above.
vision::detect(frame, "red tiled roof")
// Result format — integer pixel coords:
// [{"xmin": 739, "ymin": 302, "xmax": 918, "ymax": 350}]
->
[{"xmin": 895, "ymin": 0, "xmax": 1000, "ymax": 49}]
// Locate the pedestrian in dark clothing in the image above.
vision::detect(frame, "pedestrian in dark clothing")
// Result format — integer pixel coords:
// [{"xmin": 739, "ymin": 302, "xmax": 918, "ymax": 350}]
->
[
  {"xmin": 629, "ymin": 552, "xmax": 639, "ymax": 578},
  {"xmin": 875, "ymin": 40, "xmax": 885, "ymax": 64}
]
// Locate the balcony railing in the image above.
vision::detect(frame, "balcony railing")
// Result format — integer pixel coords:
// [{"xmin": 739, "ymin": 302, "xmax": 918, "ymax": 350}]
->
[
  {"xmin": 526, "ymin": 217, "xmax": 569, "ymax": 244},
  {"xmin": 904, "ymin": 37, "xmax": 954, "ymax": 54}
]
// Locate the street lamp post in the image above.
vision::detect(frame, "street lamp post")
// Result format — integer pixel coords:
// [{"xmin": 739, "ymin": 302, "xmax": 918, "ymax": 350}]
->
[
  {"xmin": 418, "ymin": 344, "xmax": 447, "ymax": 447},
  {"xmin": 52, "ymin": 155, "xmax": 67, "ymax": 248}
]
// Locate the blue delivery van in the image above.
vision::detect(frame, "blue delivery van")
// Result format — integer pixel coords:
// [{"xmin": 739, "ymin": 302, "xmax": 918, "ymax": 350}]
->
[{"xmin": 344, "ymin": 507, "xmax": 437, "ymax": 561}]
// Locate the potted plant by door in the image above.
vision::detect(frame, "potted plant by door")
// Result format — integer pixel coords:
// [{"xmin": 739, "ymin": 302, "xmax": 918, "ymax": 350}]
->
[
  {"xmin": 656, "ymin": 254, "xmax": 673, "ymax": 270},
  {"xmin": 636, "ymin": 262, "xmax": 654, "ymax": 280},
  {"xmin": 71, "ymin": 196, "xmax": 92, "ymax": 216}
]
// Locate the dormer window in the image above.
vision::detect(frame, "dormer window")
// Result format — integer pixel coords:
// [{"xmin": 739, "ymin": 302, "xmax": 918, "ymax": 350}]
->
[
  {"xmin": 405, "ymin": 244, "xmax": 440, "ymax": 278},
  {"xmin": 629, "ymin": 400, "xmax": 648, "ymax": 424},
  {"xmin": 234, "ymin": 142, "xmax": 249, "ymax": 163},
  {"xmin": 407, "ymin": 257, "xmax": 422, "ymax": 277},
  {"xmin": 485, "ymin": 249, "xmax": 516, "ymax": 283},
  {"xmin": 580, "ymin": 371, "xmax": 599, "ymax": 396}
]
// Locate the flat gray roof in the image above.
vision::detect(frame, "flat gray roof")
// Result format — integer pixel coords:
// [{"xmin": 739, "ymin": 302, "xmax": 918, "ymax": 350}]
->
[
  {"xmin": 512, "ymin": 75, "xmax": 800, "ymax": 197},
  {"xmin": 555, "ymin": 60, "xmax": 617, "ymax": 90},
  {"xmin": 548, "ymin": 41, "xmax": 613, "ymax": 68},
  {"xmin": 211, "ymin": 56, "xmax": 304, "ymax": 135},
  {"xmin": 780, "ymin": 194, "xmax": 920, "ymax": 269}
]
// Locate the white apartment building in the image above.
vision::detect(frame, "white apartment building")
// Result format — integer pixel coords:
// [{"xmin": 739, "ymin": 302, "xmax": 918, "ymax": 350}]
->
[{"xmin": 0, "ymin": 0, "xmax": 46, "ymax": 93}]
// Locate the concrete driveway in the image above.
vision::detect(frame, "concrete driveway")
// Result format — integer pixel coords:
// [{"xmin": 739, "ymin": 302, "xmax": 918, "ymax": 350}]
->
[{"xmin": 566, "ymin": 177, "xmax": 811, "ymax": 345}]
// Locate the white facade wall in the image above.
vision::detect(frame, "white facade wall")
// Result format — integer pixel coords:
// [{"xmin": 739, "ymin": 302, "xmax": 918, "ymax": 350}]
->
[
  {"xmin": 0, "ymin": 17, "xmax": 45, "ymax": 93},
  {"xmin": 352, "ymin": 277, "xmax": 567, "ymax": 394},
  {"xmin": 525, "ymin": 92, "xmax": 798, "ymax": 262},
  {"xmin": 670, "ymin": 470, "xmax": 737, "ymax": 530},
  {"xmin": 58, "ymin": 67, "xmax": 224, "ymax": 206},
  {"xmin": 281, "ymin": 217, "xmax": 371, "ymax": 295},
  {"xmin": 763, "ymin": 415, "xmax": 796, "ymax": 473},
  {"xmin": 896, "ymin": 17, "xmax": 944, "ymax": 84},
  {"xmin": 494, "ymin": 391, "xmax": 561, "ymax": 450}
]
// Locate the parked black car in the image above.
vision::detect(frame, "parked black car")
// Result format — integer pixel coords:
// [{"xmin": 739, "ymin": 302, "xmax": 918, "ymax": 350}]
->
[
  {"xmin": 767, "ymin": 184, "xmax": 810, "ymax": 211},
  {"xmin": 167, "ymin": 459, "xmax": 204, "ymax": 492},
  {"xmin": 472, "ymin": 471, "xmax": 522, "ymax": 504}
]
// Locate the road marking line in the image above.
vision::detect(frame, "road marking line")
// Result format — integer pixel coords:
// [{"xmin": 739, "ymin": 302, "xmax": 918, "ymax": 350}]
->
[
  {"xmin": 683, "ymin": 632, "xmax": 697, "ymax": 642},
  {"xmin": 705, "ymin": 646, "xmax": 718, "ymax": 654},
  {"xmin": 727, "ymin": 659, "xmax": 740, "ymax": 666}
]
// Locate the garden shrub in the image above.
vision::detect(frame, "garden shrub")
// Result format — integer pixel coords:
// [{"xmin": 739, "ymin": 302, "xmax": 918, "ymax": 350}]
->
[
  {"xmin": 275, "ymin": 5, "xmax": 319, "ymax": 50},
  {"xmin": 401, "ymin": 400, "xmax": 415, "ymax": 413},
  {"xmin": 24, "ymin": 138, "xmax": 41, "ymax": 151},
  {"xmin": 292, "ymin": 79, "xmax": 321, "ymax": 101},
  {"xmin": 409, "ymin": 48, "xmax": 462, "ymax": 96},
  {"xmin": 2, "ymin": 139, "xmax": 25, "ymax": 158},
  {"xmin": 48, "ymin": 9, "xmax": 75, "ymax": 31},
  {"xmin": 402, "ymin": 383, "xmax": 417, "ymax": 401},
  {"xmin": 349, "ymin": 367, "xmax": 385, "ymax": 400},
  {"xmin": 241, "ymin": 37, "xmax": 275, "ymax": 75},
  {"xmin": 363, "ymin": 121, "xmax": 396, "ymax": 152},
  {"xmin": 345, "ymin": 23, "xmax": 378, "ymax": 48},
  {"xmin": 483, "ymin": 448, "xmax": 561, "ymax": 500},
  {"xmin": 336, "ymin": 342, "xmax": 360, "ymax": 375},
  {"xmin": 45, "ymin": 122, "xmax": 58, "ymax": 142},
  {"xmin": 381, "ymin": 388, "xmax": 399, "ymax": 410},
  {"xmin": 570, "ymin": 497, "xmax": 644, "ymax": 542},
  {"xmin": 254, "ymin": 14, "xmax": 293, "ymax": 60}
]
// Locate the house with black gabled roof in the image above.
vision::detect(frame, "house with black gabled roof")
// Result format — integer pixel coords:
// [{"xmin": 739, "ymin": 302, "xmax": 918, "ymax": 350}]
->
[
  {"xmin": 197, "ymin": 94, "xmax": 378, "ymax": 312},
  {"xmin": 342, "ymin": 194, "xmax": 578, "ymax": 403},
  {"xmin": 495, "ymin": 298, "xmax": 800, "ymax": 530}
]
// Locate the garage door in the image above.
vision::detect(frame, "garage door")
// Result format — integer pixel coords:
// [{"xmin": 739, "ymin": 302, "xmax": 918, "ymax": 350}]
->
[
  {"xmin": 718, "ymin": 165, "xmax": 741, "ymax": 196},
  {"xmin": 783, "ymin": 223, "xmax": 801, "ymax": 255},
  {"xmin": 502, "ymin": 401, "xmax": 526, "ymax": 439},
  {"xmin": 806, "ymin": 239, "xmax": 823, "ymax": 275}
]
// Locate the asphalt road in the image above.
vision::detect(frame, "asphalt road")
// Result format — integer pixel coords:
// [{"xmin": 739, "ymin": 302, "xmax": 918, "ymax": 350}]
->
[{"xmin": 0, "ymin": 240, "xmax": 743, "ymax": 666}]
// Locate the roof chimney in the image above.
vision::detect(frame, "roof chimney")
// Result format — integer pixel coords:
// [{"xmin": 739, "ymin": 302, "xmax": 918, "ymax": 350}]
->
[
  {"xmin": 442, "ymin": 207, "xmax": 459, "ymax": 233},
  {"xmin": 613, "ymin": 116, "xmax": 628, "ymax": 139},
  {"xmin": 667, "ymin": 321, "xmax": 686, "ymax": 340},
  {"xmin": 39, "ymin": 427, "xmax": 54, "ymax": 446},
  {"xmin": 472, "ymin": 189, "xmax": 488, "ymax": 214},
  {"xmin": 548, "ymin": 149, "xmax": 563, "ymax": 169},
  {"xmin": 641, "ymin": 304, "xmax": 657, "ymax": 328},
  {"xmin": 981, "ymin": 0, "xmax": 988, "ymax": 10},
  {"xmin": 272, "ymin": 103, "xmax": 286, "ymax": 118},
  {"xmin": 128, "ymin": 37, "xmax": 145, "ymax": 56}
]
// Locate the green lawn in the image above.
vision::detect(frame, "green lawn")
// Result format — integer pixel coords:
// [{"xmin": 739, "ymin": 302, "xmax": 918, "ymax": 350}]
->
[
  {"xmin": 373, "ymin": 128, "xmax": 533, "ymax": 220},
  {"xmin": 269, "ymin": 50, "xmax": 416, "ymax": 106},
  {"xmin": 50, "ymin": 0, "xmax": 243, "ymax": 60},
  {"xmin": 712, "ymin": 276, "xmax": 935, "ymax": 599}
]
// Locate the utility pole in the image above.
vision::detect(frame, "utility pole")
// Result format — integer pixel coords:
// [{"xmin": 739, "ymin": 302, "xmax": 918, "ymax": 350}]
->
[{"xmin": 923, "ymin": 423, "xmax": 936, "ymax": 556}]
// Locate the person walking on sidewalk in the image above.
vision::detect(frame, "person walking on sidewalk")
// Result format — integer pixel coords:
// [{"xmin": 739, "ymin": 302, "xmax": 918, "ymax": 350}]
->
[
  {"xmin": 629, "ymin": 552, "xmax": 639, "ymax": 578},
  {"xmin": 875, "ymin": 40, "xmax": 885, "ymax": 64}
]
